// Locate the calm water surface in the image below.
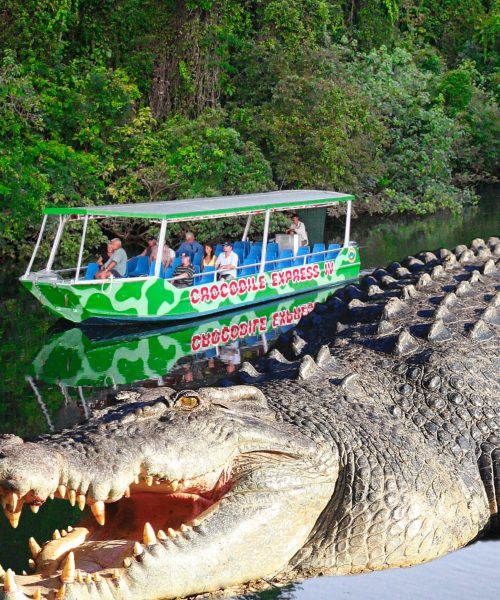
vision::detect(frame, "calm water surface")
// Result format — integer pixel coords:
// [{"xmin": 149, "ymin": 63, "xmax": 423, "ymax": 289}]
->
[{"xmin": 0, "ymin": 187, "xmax": 498, "ymax": 596}]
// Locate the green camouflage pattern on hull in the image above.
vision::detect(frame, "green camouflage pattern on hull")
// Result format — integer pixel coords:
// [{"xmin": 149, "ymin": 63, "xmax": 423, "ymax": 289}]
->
[
  {"xmin": 21, "ymin": 247, "xmax": 359, "ymax": 323},
  {"xmin": 32, "ymin": 288, "xmax": 337, "ymax": 387}
]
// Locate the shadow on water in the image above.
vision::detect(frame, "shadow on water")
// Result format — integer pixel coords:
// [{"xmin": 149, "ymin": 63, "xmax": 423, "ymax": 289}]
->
[{"xmin": 0, "ymin": 187, "xmax": 498, "ymax": 596}]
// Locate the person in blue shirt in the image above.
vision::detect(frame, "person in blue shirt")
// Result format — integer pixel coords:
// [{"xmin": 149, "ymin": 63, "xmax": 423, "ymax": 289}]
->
[{"xmin": 177, "ymin": 231, "xmax": 204, "ymax": 260}]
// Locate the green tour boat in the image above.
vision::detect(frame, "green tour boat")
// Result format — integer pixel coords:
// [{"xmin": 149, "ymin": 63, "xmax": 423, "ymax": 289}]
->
[{"xmin": 20, "ymin": 190, "xmax": 360, "ymax": 323}]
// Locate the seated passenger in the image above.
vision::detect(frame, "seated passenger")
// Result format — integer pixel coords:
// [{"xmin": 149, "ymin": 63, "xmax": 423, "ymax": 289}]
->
[
  {"xmin": 97, "ymin": 243, "xmax": 113, "ymax": 268},
  {"xmin": 140, "ymin": 237, "xmax": 157, "ymax": 260},
  {"xmin": 201, "ymin": 243, "xmax": 216, "ymax": 271},
  {"xmin": 215, "ymin": 241, "xmax": 239, "ymax": 280},
  {"xmin": 151, "ymin": 240, "xmax": 175, "ymax": 268},
  {"xmin": 96, "ymin": 238, "xmax": 128, "ymax": 279},
  {"xmin": 177, "ymin": 231, "xmax": 204, "ymax": 259},
  {"xmin": 172, "ymin": 253, "xmax": 195, "ymax": 288}
]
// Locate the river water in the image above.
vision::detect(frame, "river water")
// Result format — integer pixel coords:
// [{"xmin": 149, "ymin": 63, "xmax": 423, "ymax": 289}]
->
[{"xmin": 0, "ymin": 187, "xmax": 498, "ymax": 596}]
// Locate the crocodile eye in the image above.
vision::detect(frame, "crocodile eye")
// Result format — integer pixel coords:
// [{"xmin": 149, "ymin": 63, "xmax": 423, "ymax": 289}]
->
[{"xmin": 177, "ymin": 395, "xmax": 199, "ymax": 409}]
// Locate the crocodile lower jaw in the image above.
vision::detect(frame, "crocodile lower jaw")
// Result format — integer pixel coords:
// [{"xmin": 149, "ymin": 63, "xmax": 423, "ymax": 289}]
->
[{"xmin": 1, "ymin": 468, "xmax": 229, "ymax": 599}]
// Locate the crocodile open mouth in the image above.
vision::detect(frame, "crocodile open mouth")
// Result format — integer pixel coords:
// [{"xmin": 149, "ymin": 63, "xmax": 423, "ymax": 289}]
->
[{"xmin": 1, "ymin": 466, "xmax": 232, "ymax": 598}]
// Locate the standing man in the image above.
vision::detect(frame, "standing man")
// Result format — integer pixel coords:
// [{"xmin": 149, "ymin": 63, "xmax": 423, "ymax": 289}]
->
[
  {"xmin": 177, "ymin": 231, "xmax": 204, "ymax": 260},
  {"xmin": 287, "ymin": 214, "xmax": 309, "ymax": 246},
  {"xmin": 96, "ymin": 238, "xmax": 128, "ymax": 279},
  {"xmin": 215, "ymin": 241, "xmax": 239, "ymax": 280}
]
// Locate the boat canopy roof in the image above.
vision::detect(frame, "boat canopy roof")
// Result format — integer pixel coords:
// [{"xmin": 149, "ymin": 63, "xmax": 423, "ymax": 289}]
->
[{"xmin": 43, "ymin": 190, "xmax": 354, "ymax": 222}]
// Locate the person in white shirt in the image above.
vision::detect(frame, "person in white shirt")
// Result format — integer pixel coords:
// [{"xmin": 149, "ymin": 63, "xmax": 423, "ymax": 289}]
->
[
  {"xmin": 287, "ymin": 213, "xmax": 308, "ymax": 246},
  {"xmin": 151, "ymin": 241, "xmax": 175, "ymax": 268},
  {"xmin": 215, "ymin": 241, "xmax": 239, "ymax": 279}
]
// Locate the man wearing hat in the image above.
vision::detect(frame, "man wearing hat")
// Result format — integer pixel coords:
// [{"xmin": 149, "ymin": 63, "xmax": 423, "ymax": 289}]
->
[{"xmin": 215, "ymin": 241, "xmax": 239, "ymax": 280}]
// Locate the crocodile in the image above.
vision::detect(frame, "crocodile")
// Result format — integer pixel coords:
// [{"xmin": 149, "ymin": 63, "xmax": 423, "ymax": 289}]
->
[{"xmin": 0, "ymin": 237, "xmax": 499, "ymax": 600}]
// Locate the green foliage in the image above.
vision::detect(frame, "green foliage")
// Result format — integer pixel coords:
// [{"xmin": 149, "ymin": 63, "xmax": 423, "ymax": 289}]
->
[{"xmin": 0, "ymin": 0, "xmax": 498, "ymax": 262}]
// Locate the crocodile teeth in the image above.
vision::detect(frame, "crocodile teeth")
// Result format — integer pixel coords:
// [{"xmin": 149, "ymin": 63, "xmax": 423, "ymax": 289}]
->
[
  {"xmin": 3, "ymin": 568, "xmax": 16, "ymax": 592},
  {"xmin": 77, "ymin": 494, "xmax": 86, "ymax": 511},
  {"xmin": 29, "ymin": 536, "xmax": 41, "ymax": 558},
  {"xmin": 112, "ymin": 569, "xmax": 121, "ymax": 580},
  {"xmin": 56, "ymin": 583, "xmax": 67, "ymax": 598},
  {"xmin": 60, "ymin": 551, "xmax": 75, "ymax": 583},
  {"xmin": 143, "ymin": 522, "xmax": 156, "ymax": 545},
  {"xmin": 124, "ymin": 486, "xmax": 131, "ymax": 498},
  {"xmin": 0, "ymin": 564, "xmax": 4, "ymax": 577},
  {"xmin": 93, "ymin": 572, "xmax": 102, "ymax": 582},
  {"xmin": 4, "ymin": 491, "xmax": 19, "ymax": 513},
  {"xmin": 91, "ymin": 501, "xmax": 105, "ymax": 526},
  {"xmin": 76, "ymin": 571, "xmax": 85, "ymax": 584},
  {"xmin": 58, "ymin": 484, "xmax": 67, "ymax": 499},
  {"xmin": 53, "ymin": 529, "xmax": 61, "ymax": 540},
  {"xmin": 170, "ymin": 480, "xmax": 179, "ymax": 492},
  {"xmin": 28, "ymin": 558, "xmax": 35, "ymax": 570},
  {"xmin": 68, "ymin": 490, "xmax": 76, "ymax": 507},
  {"xmin": 145, "ymin": 476, "xmax": 153, "ymax": 486},
  {"xmin": 157, "ymin": 529, "xmax": 167, "ymax": 540},
  {"xmin": 133, "ymin": 541, "xmax": 143, "ymax": 556},
  {"xmin": 30, "ymin": 504, "xmax": 40, "ymax": 514},
  {"xmin": 33, "ymin": 588, "xmax": 42, "ymax": 600},
  {"xmin": 5, "ymin": 508, "xmax": 21, "ymax": 528},
  {"xmin": 123, "ymin": 557, "xmax": 131, "ymax": 568},
  {"xmin": 167, "ymin": 528, "xmax": 177, "ymax": 538}
]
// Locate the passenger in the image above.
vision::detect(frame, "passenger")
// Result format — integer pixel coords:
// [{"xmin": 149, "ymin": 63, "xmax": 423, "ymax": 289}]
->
[
  {"xmin": 140, "ymin": 236, "xmax": 157, "ymax": 260},
  {"xmin": 96, "ymin": 238, "xmax": 128, "ymax": 279},
  {"xmin": 172, "ymin": 252, "xmax": 195, "ymax": 288},
  {"xmin": 151, "ymin": 240, "xmax": 175, "ymax": 268},
  {"xmin": 177, "ymin": 231, "xmax": 203, "ymax": 260},
  {"xmin": 286, "ymin": 213, "xmax": 309, "ymax": 246},
  {"xmin": 201, "ymin": 243, "xmax": 216, "ymax": 271},
  {"xmin": 97, "ymin": 243, "xmax": 113, "ymax": 268},
  {"xmin": 215, "ymin": 241, "xmax": 239, "ymax": 280}
]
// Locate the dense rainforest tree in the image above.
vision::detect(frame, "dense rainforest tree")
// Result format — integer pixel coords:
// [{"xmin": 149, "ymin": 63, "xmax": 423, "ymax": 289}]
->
[{"xmin": 0, "ymin": 0, "xmax": 498, "ymax": 260}]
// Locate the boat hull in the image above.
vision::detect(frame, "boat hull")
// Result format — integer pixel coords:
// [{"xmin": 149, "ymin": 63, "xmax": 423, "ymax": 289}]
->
[{"xmin": 21, "ymin": 247, "xmax": 360, "ymax": 324}]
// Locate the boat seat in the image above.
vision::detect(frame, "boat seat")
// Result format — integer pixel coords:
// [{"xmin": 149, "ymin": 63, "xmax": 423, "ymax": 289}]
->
[
  {"xmin": 83, "ymin": 263, "xmax": 100, "ymax": 280},
  {"xmin": 128, "ymin": 255, "xmax": 150, "ymax": 277},
  {"xmin": 292, "ymin": 246, "xmax": 309, "ymax": 266},
  {"xmin": 127, "ymin": 256, "xmax": 139, "ymax": 272},
  {"xmin": 193, "ymin": 253, "xmax": 203, "ymax": 266},
  {"xmin": 171, "ymin": 257, "xmax": 182, "ymax": 270},
  {"xmin": 277, "ymin": 249, "xmax": 293, "ymax": 269},
  {"xmin": 214, "ymin": 244, "xmax": 224, "ymax": 256},
  {"xmin": 240, "ymin": 258, "xmax": 257, "ymax": 276},
  {"xmin": 326, "ymin": 243, "xmax": 341, "ymax": 260},
  {"xmin": 149, "ymin": 261, "xmax": 165, "ymax": 278},
  {"xmin": 165, "ymin": 266, "xmax": 175, "ymax": 280},
  {"xmin": 197, "ymin": 266, "xmax": 217, "ymax": 285},
  {"xmin": 308, "ymin": 243, "xmax": 326, "ymax": 263}
]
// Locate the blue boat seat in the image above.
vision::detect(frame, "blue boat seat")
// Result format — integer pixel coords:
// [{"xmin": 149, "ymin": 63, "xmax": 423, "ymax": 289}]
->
[
  {"xmin": 128, "ymin": 255, "xmax": 150, "ymax": 277},
  {"xmin": 165, "ymin": 266, "xmax": 175, "ymax": 280},
  {"xmin": 267, "ymin": 242, "xmax": 279, "ymax": 256},
  {"xmin": 308, "ymin": 243, "xmax": 325, "ymax": 263},
  {"xmin": 234, "ymin": 247, "xmax": 245, "ymax": 264},
  {"xmin": 84, "ymin": 262, "xmax": 100, "ymax": 280},
  {"xmin": 127, "ymin": 256, "xmax": 139, "ymax": 272},
  {"xmin": 193, "ymin": 253, "xmax": 203, "ymax": 266},
  {"xmin": 277, "ymin": 249, "xmax": 293, "ymax": 269},
  {"xmin": 292, "ymin": 246, "xmax": 310, "ymax": 266},
  {"xmin": 326, "ymin": 243, "xmax": 341, "ymax": 260},
  {"xmin": 214, "ymin": 244, "xmax": 224, "ymax": 256},
  {"xmin": 149, "ymin": 261, "xmax": 165, "ymax": 278},
  {"xmin": 240, "ymin": 258, "xmax": 257, "ymax": 276},
  {"xmin": 198, "ymin": 266, "xmax": 217, "ymax": 284},
  {"xmin": 171, "ymin": 257, "xmax": 182, "ymax": 270}
]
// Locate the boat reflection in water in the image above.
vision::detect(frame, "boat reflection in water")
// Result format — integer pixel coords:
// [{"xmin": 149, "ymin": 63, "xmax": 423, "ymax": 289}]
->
[{"xmin": 31, "ymin": 288, "xmax": 339, "ymax": 414}]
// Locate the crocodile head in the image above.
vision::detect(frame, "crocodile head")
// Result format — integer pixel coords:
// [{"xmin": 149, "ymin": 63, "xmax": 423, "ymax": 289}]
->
[{"xmin": 0, "ymin": 386, "xmax": 335, "ymax": 600}]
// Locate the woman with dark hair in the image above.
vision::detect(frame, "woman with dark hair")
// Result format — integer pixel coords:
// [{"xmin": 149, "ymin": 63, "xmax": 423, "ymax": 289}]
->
[{"xmin": 201, "ymin": 243, "xmax": 216, "ymax": 271}]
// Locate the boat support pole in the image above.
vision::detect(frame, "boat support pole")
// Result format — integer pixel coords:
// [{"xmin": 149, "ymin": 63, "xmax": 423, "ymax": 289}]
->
[
  {"xmin": 46, "ymin": 215, "xmax": 69, "ymax": 272},
  {"xmin": 259, "ymin": 209, "xmax": 271, "ymax": 274},
  {"xmin": 155, "ymin": 219, "xmax": 167, "ymax": 278},
  {"xmin": 242, "ymin": 214, "xmax": 252, "ymax": 241},
  {"xmin": 343, "ymin": 200, "xmax": 352, "ymax": 247},
  {"xmin": 75, "ymin": 215, "xmax": 89, "ymax": 282},
  {"xmin": 24, "ymin": 214, "xmax": 47, "ymax": 277}
]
